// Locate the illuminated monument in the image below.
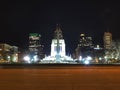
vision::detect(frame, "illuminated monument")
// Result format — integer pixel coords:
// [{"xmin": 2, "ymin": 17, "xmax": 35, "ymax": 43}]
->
[
  {"xmin": 51, "ymin": 25, "xmax": 65, "ymax": 61},
  {"xmin": 41, "ymin": 25, "xmax": 74, "ymax": 63}
]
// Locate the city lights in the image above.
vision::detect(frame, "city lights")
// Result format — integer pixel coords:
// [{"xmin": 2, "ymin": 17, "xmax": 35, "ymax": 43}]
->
[
  {"xmin": 0, "ymin": 25, "xmax": 120, "ymax": 64},
  {"xmin": 84, "ymin": 60, "xmax": 89, "ymax": 64},
  {"xmin": 23, "ymin": 56, "xmax": 30, "ymax": 62}
]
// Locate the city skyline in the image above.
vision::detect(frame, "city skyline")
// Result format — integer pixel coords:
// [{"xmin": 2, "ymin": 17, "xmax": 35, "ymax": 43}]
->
[
  {"xmin": 0, "ymin": 1, "xmax": 120, "ymax": 54},
  {"xmin": 0, "ymin": 25, "xmax": 113, "ymax": 55}
]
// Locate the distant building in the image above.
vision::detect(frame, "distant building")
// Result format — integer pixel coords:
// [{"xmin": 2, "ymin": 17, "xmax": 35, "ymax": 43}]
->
[
  {"xmin": 29, "ymin": 33, "xmax": 44, "ymax": 62},
  {"xmin": 103, "ymin": 32, "xmax": 114, "ymax": 63},
  {"xmin": 42, "ymin": 24, "xmax": 73, "ymax": 63},
  {"xmin": 29, "ymin": 33, "xmax": 41, "ymax": 53},
  {"xmin": 75, "ymin": 34, "xmax": 94, "ymax": 59},
  {"xmin": 51, "ymin": 25, "xmax": 66, "ymax": 58},
  {"xmin": 0, "ymin": 43, "xmax": 18, "ymax": 63},
  {"xmin": 78, "ymin": 34, "xmax": 93, "ymax": 47},
  {"xmin": 103, "ymin": 32, "xmax": 112, "ymax": 49},
  {"xmin": 38, "ymin": 45, "xmax": 45, "ymax": 60}
]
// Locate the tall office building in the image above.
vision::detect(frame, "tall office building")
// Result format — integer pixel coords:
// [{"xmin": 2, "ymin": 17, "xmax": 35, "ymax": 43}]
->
[
  {"xmin": 29, "ymin": 33, "xmax": 44, "ymax": 61},
  {"xmin": 103, "ymin": 32, "xmax": 112, "ymax": 49},
  {"xmin": 78, "ymin": 34, "xmax": 93, "ymax": 47},
  {"xmin": 75, "ymin": 34, "xmax": 93, "ymax": 59},
  {"xmin": 29, "ymin": 33, "xmax": 41, "ymax": 54}
]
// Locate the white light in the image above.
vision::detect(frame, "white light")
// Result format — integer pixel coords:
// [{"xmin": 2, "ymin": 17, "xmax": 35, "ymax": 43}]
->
[
  {"xmin": 79, "ymin": 56, "xmax": 82, "ymax": 61},
  {"xmin": 104, "ymin": 56, "xmax": 107, "ymax": 59},
  {"xmin": 33, "ymin": 55, "xmax": 38, "ymax": 62},
  {"xmin": 7, "ymin": 56, "xmax": 10, "ymax": 59},
  {"xmin": 13, "ymin": 57, "xmax": 17, "ymax": 62},
  {"xmin": 86, "ymin": 56, "xmax": 92, "ymax": 60},
  {"xmin": 84, "ymin": 60, "xmax": 89, "ymax": 64},
  {"xmin": 23, "ymin": 56, "xmax": 30, "ymax": 63},
  {"xmin": 99, "ymin": 57, "xmax": 102, "ymax": 60}
]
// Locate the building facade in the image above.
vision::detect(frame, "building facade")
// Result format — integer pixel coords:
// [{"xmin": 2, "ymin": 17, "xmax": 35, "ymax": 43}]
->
[
  {"xmin": 51, "ymin": 25, "xmax": 66, "ymax": 58},
  {"xmin": 75, "ymin": 33, "xmax": 93, "ymax": 59},
  {"xmin": 103, "ymin": 32, "xmax": 112, "ymax": 49},
  {"xmin": 29, "ymin": 33, "xmax": 44, "ymax": 62},
  {"xmin": 0, "ymin": 43, "xmax": 18, "ymax": 63}
]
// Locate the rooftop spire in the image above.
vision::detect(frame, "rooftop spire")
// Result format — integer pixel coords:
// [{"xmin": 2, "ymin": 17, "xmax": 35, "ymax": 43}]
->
[{"xmin": 54, "ymin": 24, "xmax": 63, "ymax": 39}]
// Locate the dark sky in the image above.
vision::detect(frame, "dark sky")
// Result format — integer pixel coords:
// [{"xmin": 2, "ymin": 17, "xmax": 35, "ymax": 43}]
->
[{"xmin": 0, "ymin": 0, "xmax": 120, "ymax": 54}]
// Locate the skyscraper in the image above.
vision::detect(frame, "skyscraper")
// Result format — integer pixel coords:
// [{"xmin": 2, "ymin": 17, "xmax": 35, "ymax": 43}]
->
[
  {"xmin": 29, "ymin": 33, "xmax": 41, "ymax": 54},
  {"xmin": 29, "ymin": 33, "xmax": 44, "ymax": 62},
  {"xmin": 78, "ymin": 34, "xmax": 93, "ymax": 47},
  {"xmin": 103, "ymin": 32, "xmax": 113, "ymax": 62},
  {"xmin": 103, "ymin": 32, "xmax": 112, "ymax": 49},
  {"xmin": 75, "ymin": 33, "xmax": 93, "ymax": 59}
]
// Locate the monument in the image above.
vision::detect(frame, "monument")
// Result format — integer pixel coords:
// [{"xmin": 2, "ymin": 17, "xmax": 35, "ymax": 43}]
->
[{"xmin": 41, "ymin": 24, "xmax": 74, "ymax": 63}]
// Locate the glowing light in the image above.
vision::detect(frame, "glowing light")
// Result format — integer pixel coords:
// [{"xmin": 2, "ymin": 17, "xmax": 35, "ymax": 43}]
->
[
  {"xmin": 33, "ymin": 55, "xmax": 38, "ymax": 62},
  {"xmin": 23, "ymin": 56, "xmax": 30, "ymax": 63},
  {"xmin": 7, "ymin": 56, "xmax": 10, "ymax": 59},
  {"xmin": 80, "ymin": 34, "xmax": 85, "ymax": 36},
  {"xmin": 104, "ymin": 56, "xmax": 107, "ymax": 59},
  {"xmin": 99, "ymin": 57, "xmax": 102, "ymax": 60},
  {"xmin": 86, "ymin": 56, "xmax": 92, "ymax": 60},
  {"xmin": 13, "ymin": 57, "xmax": 17, "ymax": 62},
  {"xmin": 79, "ymin": 56, "xmax": 82, "ymax": 61},
  {"xmin": 84, "ymin": 60, "xmax": 89, "ymax": 64},
  {"xmin": 51, "ymin": 39, "xmax": 65, "ymax": 57}
]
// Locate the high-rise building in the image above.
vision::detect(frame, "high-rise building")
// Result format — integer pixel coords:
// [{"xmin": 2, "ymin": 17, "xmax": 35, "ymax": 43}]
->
[
  {"xmin": 29, "ymin": 33, "xmax": 41, "ymax": 54},
  {"xmin": 75, "ymin": 34, "xmax": 93, "ymax": 59},
  {"xmin": 103, "ymin": 32, "xmax": 113, "ymax": 62},
  {"xmin": 103, "ymin": 32, "xmax": 112, "ymax": 49},
  {"xmin": 78, "ymin": 34, "xmax": 93, "ymax": 47},
  {"xmin": 29, "ymin": 33, "xmax": 44, "ymax": 62}
]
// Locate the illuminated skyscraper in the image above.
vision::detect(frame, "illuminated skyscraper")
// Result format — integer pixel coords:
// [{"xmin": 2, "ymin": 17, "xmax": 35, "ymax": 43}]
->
[
  {"xmin": 103, "ymin": 32, "xmax": 112, "ymax": 49},
  {"xmin": 75, "ymin": 34, "xmax": 93, "ymax": 59},
  {"xmin": 29, "ymin": 33, "xmax": 44, "ymax": 61},
  {"xmin": 78, "ymin": 34, "xmax": 93, "ymax": 47},
  {"xmin": 29, "ymin": 33, "xmax": 41, "ymax": 54}
]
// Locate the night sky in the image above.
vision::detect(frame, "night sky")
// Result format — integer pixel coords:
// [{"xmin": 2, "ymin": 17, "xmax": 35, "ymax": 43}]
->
[{"xmin": 0, "ymin": 0, "xmax": 120, "ymax": 55}]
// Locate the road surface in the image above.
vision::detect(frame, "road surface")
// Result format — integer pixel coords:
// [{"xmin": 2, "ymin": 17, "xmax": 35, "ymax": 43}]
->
[{"xmin": 0, "ymin": 65, "xmax": 120, "ymax": 90}]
